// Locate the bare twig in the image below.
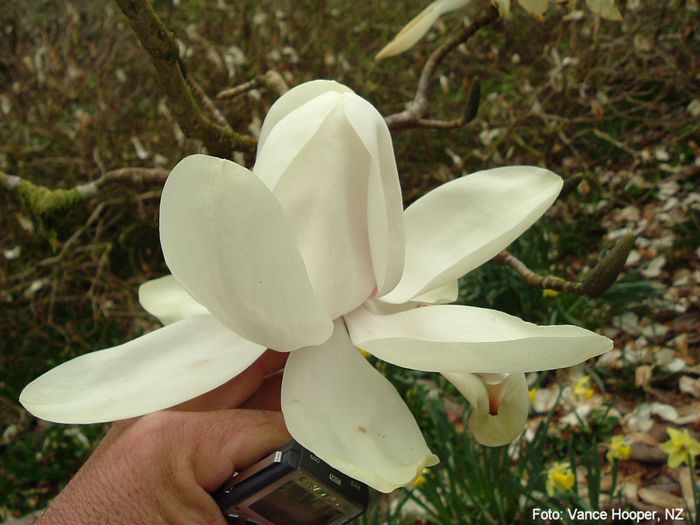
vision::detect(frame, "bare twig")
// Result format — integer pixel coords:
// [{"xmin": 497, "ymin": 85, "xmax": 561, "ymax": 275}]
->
[
  {"xmin": 186, "ymin": 75, "xmax": 231, "ymax": 129},
  {"xmin": 217, "ymin": 69, "xmax": 290, "ymax": 100},
  {"xmin": 75, "ymin": 168, "xmax": 169, "ymax": 197},
  {"xmin": 493, "ymin": 250, "xmax": 586, "ymax": 295},
  {"xmin": 113, "ymin": 0, "xmax": 256, "ymax": 155},
  {"xmin": 384, "ymin": 7, "xmax": 498, "ymax": 131},
  {"xmin": 413, "ymin": 77, "xmax": 481, "ymax": 129},
  {"xmin": 414, "ymin": 117, "xmax": 468, "ymax": 129},
  {"xmin": 493, "ymin": 234, "xmax": 636, "ymax": 298}
]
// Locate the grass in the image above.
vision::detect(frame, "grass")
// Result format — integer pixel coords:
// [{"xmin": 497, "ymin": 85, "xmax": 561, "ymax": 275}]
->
[
  {"xmin": 360, "ymin": 383, "xmax": 585, "ymax": 525},
  {"xmin": 360, "ymin": 377, "xmax": 700, "ymax": 524}
]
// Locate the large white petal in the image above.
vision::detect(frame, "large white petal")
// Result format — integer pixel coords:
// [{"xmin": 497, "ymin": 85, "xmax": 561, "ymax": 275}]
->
[
  {"xmin": 160, "ymin": 154, "xmax": 333, "ymax": 351},
  {"xmin": 343, "ymin": 95, "xmax": 405, "ymax": 296},
  {"xmin": 345, "ymin": 305, "xmax": 612, "ymax": 373},
  {"xmin": 282, "ymin": 320, "xmax": 438, "ymax": 493},
  {"xmin": 20, "ymin": 314, "xmax": 266, "ymax": 424},
  {"xmin": 443, "ymin": 372, "xmax": 528, "ymax": 446},
  {"xmin": 138, "ymin": 274, "xmax": 209, "ymax": 325},
  {"xmin": 375, "ymin": 0, "xmax": 471, "ymax": 60},
  {"xmin": 364, "ymin": 280, "xmax": 459, "ymax": 316},
  {"xmin": 255, "ymin": 94, "xmax": 378, "ymax": 318},
  {"xmin": 381, "ymin": 166, "xmax": 563, "ymax": 304},
  {"xmin": 257, "ymin": 80, "xmax": 353, "ymax": 153},
  {"xmin": 412, "ymin": 279, "xmax": 459, "ymax": 304},
  {"xmin": 254, "ymin": 90, "xmax": 348, "ymax": 192}
]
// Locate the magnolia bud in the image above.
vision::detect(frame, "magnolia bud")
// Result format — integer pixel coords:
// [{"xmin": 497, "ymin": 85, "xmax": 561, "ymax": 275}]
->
[{"xmin": 582, "ymin": 234, "xmax": 636, "ymax": 297}]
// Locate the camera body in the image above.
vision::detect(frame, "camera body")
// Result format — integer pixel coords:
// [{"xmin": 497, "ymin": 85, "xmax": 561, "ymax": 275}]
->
[{"xmin": 214, "ymin": 441, "xmax": 368, "ymax": 525}]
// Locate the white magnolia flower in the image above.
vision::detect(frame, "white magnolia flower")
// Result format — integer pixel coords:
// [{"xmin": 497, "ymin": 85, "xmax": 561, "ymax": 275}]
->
[
  {"xmin": 376, "ymin": 0, "xmax": 621, "ymax": 60},
  {"xmin": 375, "ymin": 0, "xmax": 510, "ymax": 60},
  {"xmin": 20, "ymin": 80, "xmax": 612, "ymax": 492}
]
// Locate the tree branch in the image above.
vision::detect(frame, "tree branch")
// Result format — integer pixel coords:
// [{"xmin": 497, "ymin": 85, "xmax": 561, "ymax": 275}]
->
[
  {"xmin": 492, "ymin": 234, "xmax": 636, "ymax": 298},
  {"xmin": 384, "ymin": 7, "xmax": 498, "ymax": 131},
  {"xmin": 114, "ymin": 0, "xmax": 256, "ymax": 156},
  {"xmin": 186, "ymin": 75, "xmax": 231, "ymax": 129},
  {"xmin": 217, "ymin": 70, "xmax": 290, "ymax": 100},
  {"xmin": 75, "ymin": 168, "xmax": 169, "ymax": 197},
  {"xmin": 493, "ymin": 250, "xmax": 585, "ymax": 295},
  {"xmin": 2, "ymin": 168, "xmax": 168, "ymax": 221}
]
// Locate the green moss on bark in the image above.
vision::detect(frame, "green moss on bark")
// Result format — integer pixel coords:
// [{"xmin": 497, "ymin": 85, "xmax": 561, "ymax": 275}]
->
[
  {"xmin": 16, "ymin": 180, "xmax": 83, "ymax": 217},
  {"xmin": 15, "ymin": 179, "xmax": 85, "ymax": 227}
]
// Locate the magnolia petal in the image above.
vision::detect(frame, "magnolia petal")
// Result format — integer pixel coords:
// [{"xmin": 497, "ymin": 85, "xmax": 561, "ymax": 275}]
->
[
  {"xmin": 343, "ymin": 95, "xmax": 404, "ymax": 296},
  {"xmin": 255, "ymin": 93, "xmax": 382, "ymax": 318},
  {"xmin": 255, "ymin": 90, "xmax": 344, "ymax": 192},
  {"xmin": 20, "ymin": 314, "xmax": 266, "ymax": 424},
  {"xmin": 380, "ymin": 166, "xmax": 562, "ymax": 304},
  {"xmin": 585, "ymin": 0, "xmax": 623, "ymax": 21},
  {"xmin": 345, "ymin": 305, "xmax": 613, "ymax": 373},
  {"xmin": 443, "ymin": 372, "xmax": 528, "ymax": 446},
  {"xmin": 257, "ymin": 80, "xmax": 353, "ymax": 152},
  {"xmin": 281, "ymin": 320, "xmax": 439, "ymax": 492},
  {"xmin": 518, "ymin": 0, "xmax": 548, "ymax": 20},
  {"xmin": 375, "ymin": 0, "xmax": 471, "ymax": 60},
  {"xmin": 138, "ymin": 274, "xmax": 209, "ymax": 325},
  {"xmin": 160, "ymin": 154, "xmax": 333, "ymax": 351},
  {"xmin": 362, "ymin": 298, "xmax": 417, "ymax": 316},
  {"xmin": 365, "ymin": 280, "xmax": 458, "ymax": 316},
  {"xmin": 413, "ymin": 280, "xmax": 459, "ymax": 304}
]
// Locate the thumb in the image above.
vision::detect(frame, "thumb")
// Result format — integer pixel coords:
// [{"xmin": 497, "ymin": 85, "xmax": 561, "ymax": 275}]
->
[{"xmin": 181, "ymin": 409, "xmax": 291, "ymax": 492}]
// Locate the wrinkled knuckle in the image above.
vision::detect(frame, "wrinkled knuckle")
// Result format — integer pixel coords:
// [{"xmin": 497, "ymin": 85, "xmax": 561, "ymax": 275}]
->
[{"xmin": 200, "ymin": 410, "xmax": 269, "ymax": 451}]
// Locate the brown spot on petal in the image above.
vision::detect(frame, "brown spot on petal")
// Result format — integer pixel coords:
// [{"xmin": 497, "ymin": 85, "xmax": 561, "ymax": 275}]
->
[{"xmin": 358, "ymin": 426, "xmax": 367, "ymax": 433}]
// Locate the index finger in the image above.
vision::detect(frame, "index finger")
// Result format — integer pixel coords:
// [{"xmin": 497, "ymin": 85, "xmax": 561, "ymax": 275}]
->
[{"xmin": 174, "ymin": 349, "xmax": 288, "ymax": 412}]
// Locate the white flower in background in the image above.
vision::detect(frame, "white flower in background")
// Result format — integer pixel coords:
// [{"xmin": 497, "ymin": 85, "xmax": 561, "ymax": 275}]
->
[
  {"xmin": 20, "ymin": 80, "xmax": 612, "ymax": 492},
  {"xmin": 376, "ymin": 0, "xmax": 621, "ymax": 60},
  {"xmin": 585, "ymin": 0, "xmax": 623, "ymax": 21},
  {"xmin": 376, "ymin": 0, "xmax": 473, "ymax": 60},
  {"xmin": 518, "ymin": 0, "xmax": 548, "ymax": 20}
]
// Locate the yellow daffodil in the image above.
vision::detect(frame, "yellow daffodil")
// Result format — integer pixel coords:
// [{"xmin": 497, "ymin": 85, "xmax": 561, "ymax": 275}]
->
[
  {"xmin": 529, "ymin": 388, "xmax": 537, "ymax": 404},
  {"xmin": 573, "ymin": 376, "xmax": 595, "ymax": 400},
  {"xmin": 411, "ymin": 468, "xmax": 430, "ymax": 488},
  {"xmin": 659, "ymin": 428, "xmax": 700, "ymax": 468},
  {"xmin": 546, "ymin": 461, "xmax": 575, "ymax": 496},
  {"xmin": 606, "ymin": 435, "xmax": 632, "ymax": 462}
]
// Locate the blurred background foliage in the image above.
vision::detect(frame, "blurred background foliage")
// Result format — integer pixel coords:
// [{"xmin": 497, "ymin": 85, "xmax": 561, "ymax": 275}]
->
[{"xmin": 1, "ymin": 0, "xmax": 699, "ymax": 522}]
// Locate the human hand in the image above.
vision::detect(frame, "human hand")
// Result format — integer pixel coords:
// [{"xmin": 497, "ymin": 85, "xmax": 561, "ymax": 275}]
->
[{"xmin": 37, "ymin": 350, "xmax": 291, "ymax": 525}]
